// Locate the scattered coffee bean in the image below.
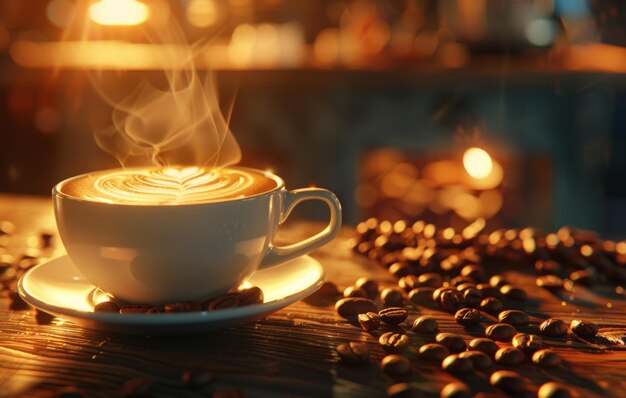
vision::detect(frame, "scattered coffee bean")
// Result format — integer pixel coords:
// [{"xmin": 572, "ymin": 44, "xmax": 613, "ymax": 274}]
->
[
  {"xmin": 489, "ymin": 370, "xmax": 526, "ymax": 393},
  {"xmin": 387, "ymin": 383, "xmax": 419, "ymax": 398},
  {"xmin": 450, "ymin": 276, "xmax": 475, "ymax": 287},
  {"xmin": 389, "ymin": 262, "xmax": 412, "ymax": 278},
  {"xmin": 418, "ymin": 273, "xmax": 443, "ymax": 288},
  {"xmin": 498, "ymin": 310, "xmax": 529, "ymax": 326},
  {"xmin": 462, "ymin": 288, "xmax": 482, "ymax": 308},
  {"xmin": 532, "ymin": 349, "xmax": 562, "ymax": 367},
  {"xmin": 336, "ymin": 342, "xmax": 370, "ymax": 365},
  {"xmin": 238, "ymin": 287, "xmax": 264, "ymax": 305},
  {"xmin": 343, "ymin": 285, "xmax": 368, "ymax": 298},
  {"xmin": 8, "ymin": 290, "xmax": 29, "ymax": 310},
  {"xmin": 358, "ymin": 312, "xmax": 381, "ymax": 331},
  {"xmin": 355, "ymin": 277, "xmax": 379, "ymax": 299},
  {"xmin": 468, "ymin": 338, "xmax": 499, "ymax": 356},
  {"xmin": 512, "ymin": 333, "xmax": 543, "ymax": 353},
  {"xmin": 442, "ymin": 354, "xmax": 473, "ymax": 373},
  {"xmin": 459, "ymin": 351, "xmax": 492, "ymax": 370},
  {"xmin": 476, "ymin": 284, "xmax": 502, "ymax": 299},
  {"xmin": 335, "ymin": 298, "xmax": 377, "ymax": 319},
  {"xmin": 432, "ymin": 287, "xmax": 454, "ymax": 302},
  {"xmin": 213, "ymin": 388, "xmax": 245, "ymax": 398},
  {"xmin": 381, "ymin": 354, "xmax": 411, "ymax": 376},
  {"xmin": 538, "ymin": 382, "xmax": 575, "ymax": 398},
  {"xmin": 418, "ymin": 343, "xmax": 449, "ymax": 361},
  {"xmin": 440, "ymin": 382, "xmax": 472, "ymax": 398},
  {"xmin": 439, "ymin": 290, "xmax": 464, "ymax": 313},
  {"xmin": 205, "ymin": 294, "xmax": 240, "ymax": 311},
  {"xmin": 408, "ymin": 287, "xmax": 435, "ymax": 306},
  {"xmin": 570, "ymin": 319, "xmax": 598, "ymax": 339},
  {"xmin": 479, "ymin": 297, "xmax": 503, "ymax": 314},
  {"xmin": 494, "ymin": 347, "xmax": 525, "ymax": 366},
  {"xmin": 456, "ymin": 282, "xmax": 476, "ymax": 292},
  {"xmin": 308, "ymin": 281, "xmax": 340, "ymax": 303},
  {"xmin": 379, "ymin": 307, "xmax": 408, "ymax": 325},
  {"xmin": 121, "ymin": 376, "xmax": 153, "ymax": 397},
  {"xmin": 460, "ymin": 265, "xmax": 486, "ymax": 283},
  {"xmin": 485, "ymin": 323, "xmax": 517, "ymax": 341},
  {"xmin": 94, "ymin": 301, "xmax": 120, "ymax": 313},
  {"xmin": 182, "ymin": 367, "xmax": 213, "ymax": 388},
  {"xmin": 379, "ymin": 332, "xmax": 410, "ymax": 353},
  {"xmin": 164, "ymin": 302, "xmax": 201, "ymax": 313},
  {"xmin": 540, "ymin": 318, "xmax": 569, "ymax": 337},
  {"xmin": 119, "ymin": 305, "xmax": 152, "ymax": 315},
  {"xmin": 398, "ymin": 275, "xmax": 419, "ymax": 292},
  {"xmin": 500, "ymin": 285, "xmax": 527, "ymax": 301},
  {"xmin": 412, "ymin": 316, "xmax": 439, "ymax": 334},
  {"xmin": 536, "ymin": 275, "xmax": 564, "ymax": 290},
  {"xmin": 381, "ymin": 288, "xmax": 405, "ymax": 308},
  {"xmin": 454, "ymin": 308, "xmax": 481, "ymax": 326},
  {"xmin": 489, "ymin": 275, "xmax": 508, "ymax": 288},
  {"xmin": 435, "ymin": 333, "xmax": 466, "ymax": 353}
]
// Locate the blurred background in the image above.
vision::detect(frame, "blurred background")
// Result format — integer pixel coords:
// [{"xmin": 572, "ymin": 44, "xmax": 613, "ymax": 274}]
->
[{"xmin": 0, "ymin": 0, "xmax": 625, "ymax": 237}]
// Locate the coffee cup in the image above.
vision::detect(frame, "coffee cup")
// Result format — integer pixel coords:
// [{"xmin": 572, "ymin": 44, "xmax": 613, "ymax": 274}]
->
[{"xmin": 52, "ymin": 166, "xmax": 341, "ymax": 304}]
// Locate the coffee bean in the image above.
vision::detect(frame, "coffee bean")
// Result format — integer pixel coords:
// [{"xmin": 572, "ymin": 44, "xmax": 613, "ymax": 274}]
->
[
  {"xmin": 532, "ymin": 349, "xmax": 562, "ymax": 367},
  {"xmin": 440, "ymin": 382, "xmax": 472, "ymax": 398},
  {"xmin": 479, "ymin": 297, "xmax": 503, "ymax": 314},
  {"xmin": 358, "ymin": 312, "xmax": 381, "ymax": 331},
  {"xmin": 442, "ymin": 354, "xmax": 473, "ymax": 373},
  {"xmin": 435, "ymin": 333, "xmax": 466, "ymax": 353},
  {"xmin": 387, "ymin": 383, "xmax": 419, "ymax": 398},
  {"xmin": 511, "ymin": 333, "xmax": 543, "ymax": 353},
  {"xmin": 468, "ymin": 338, "xmax": 499, "ymax": 356},
  {"xmin": 389, "ymin": 262, "xmax": 412, "ymax": 278},
  {"xmin": 418, "ymin": 273, "xmax": 443, "ymax": 288},
  {"xmin": 164, "ymin": 302, "xmax": 201, "ymax": 313},
  {"xmin": 460, "ymin": 265, "xmax": 486, "ymax": 283},
  {"xmin": 205, "ymin": 294, "xmax": 240, "ymax": 311},
  {"xmin": 485, "ymin": 323, "xmax": 517, "ymax": 341},
  {"xmin": 454, "ymin": 308, "xmax": 481, "ymax": 326},
  {"xmin": 412, "ymin": 316, "xmax": 439, "ymax": 334},
  {"xmin": 94, "ymin": 301, "xmax": 120, "ymax": 313},
  {"xmin": 540, "ymin": 318, "xmax": 568, "ymax": 337},
  {"xmin": 489, "ymin": 275, "xmax": 508, "ymax": 288},
  {"xmin": 8, "ymin": 290, "xmax": 29, "ymax": 310},
  {"xmin": 498, "ymin": 310, "xmax": 529, "ymax": 326},
  {"xmin": 418, "ymin": 343, "xmax": 449, "ymax": 361},
  {"xmin": 494, "ymin": 347, "xmax": 525, "ymax": 366},
  {"xmin": 336, "ymin": 342, "xmax": 370, "ymax": 365},
  {"xmin": 309, "ymin": 281, "xmax": 341, "ymax": 303},
  {"xmin": 489, "ymin": 370, "xmax": 526, "ymax": 393},
  {"xmin": 462, "ymin": 288, "xmax": 482, "ymax": 308},
  {"xmin": 238, "ymin": 287, "xmax": 264, "ymax": 305},
  {"xmin": 379, "ymin": 332, "xmax": 410, "ymax": 353},
  {"xmin": 476, "ymin": 284, "xmax": 502, "ymax": 299},
  {"xmin": 381, "ymin": 288, "xmax": 405, "ymax": 308},
  {"xmin": 538, "ymin": 382, "xmax": 575, "ymax": 398},
  {"xmin": 121, "ymin": 376, "xmax": 153, "ymax": 397},
  {"xmin": 459, "ymin": 351, "xmax": 492, "ymax": 370},
  {"xmin": 500, "ymin": 285, "xmax": 527, "ymax": 301},
  {"xmin": 146, "ymin": 306, "xmax": 165, "ymax": 314},
  {"xmin": 119, "ymin": 305, "xmax": 152, "ymax": 314},
  {"xmin": 182, "ymin": 367, "xmax": 213, "ymax": 388},
  {"xmin": 439, "ymin": 290, "xmax": 464, "ymax": 313},
  {"xmin": 35, "ymin": 309, "xmax": 54, "ymax": 325},
  {"xmin": 343, "ymin": 285, "xmax": 368, "ymax": 298},
  {"xmin": 450, "ymin": 276, "xmax": 475, "ymax": 287},
  {"xmin": 570, "ymin": 319, "xmax": 598, "ymax": 339},
  {"xmin": 213, "ymin": 388, "xmax": 245, "ymax": 398},
  {"xmin": 381, "ymin": 354, "xmax": 411, "ymax": 376},
  {"xmin": 398, "ymin": 275, "xmax": 419, "ymax": 292},
  {"xmin": 379, "ymin": 307, "xmax": 408, "ymax": 325},
  {"xmin": 335, "ymin": 298, "xmax": 378, "ymax": 319},
  {"xmin": 536, "ymin": 275, "xmax": 564, "ymax": 290},
  {"xmin": 455, "ymin": 282, "xmax": 476, "ymax": 292},
  {"xmin": 408, "ymin": 287, "xmax": 435, "ymax": 306},
  {"xmin": 355, "ymin": 277, "xmax": 379, "ymax": 299},
  {"xmin": 432, "ymin": 287, "xmax": 454, "ymax": 302}
]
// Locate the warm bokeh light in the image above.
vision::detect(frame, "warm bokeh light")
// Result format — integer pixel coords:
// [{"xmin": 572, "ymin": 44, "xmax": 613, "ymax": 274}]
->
[
  {"xmin": 186, "ymin": 0, "xmax": 219, "ymax": 28},
  {"xmin": 89, "ymin": 0, "xmax": 150, "ymax": 26},
  {"xmin": 463, "ymin": 147, "xmax": 493, "ymax": 179}
]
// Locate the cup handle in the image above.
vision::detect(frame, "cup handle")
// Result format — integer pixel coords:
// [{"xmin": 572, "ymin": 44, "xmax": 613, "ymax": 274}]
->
[{"xmin": 260, "ymin": 188, "xmax": 342, "ymax": 268}]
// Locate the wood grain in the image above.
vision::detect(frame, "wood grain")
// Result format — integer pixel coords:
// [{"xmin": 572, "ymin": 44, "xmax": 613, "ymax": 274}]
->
[{"xmin": 1, "ymin": 195, "xmax": 626, "ymax": 397}]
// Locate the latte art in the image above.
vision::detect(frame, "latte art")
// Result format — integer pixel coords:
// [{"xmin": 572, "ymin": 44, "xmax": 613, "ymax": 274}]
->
[{"xmin": 60, "ymin": 167, "xmax": 279, "ymax": 205}]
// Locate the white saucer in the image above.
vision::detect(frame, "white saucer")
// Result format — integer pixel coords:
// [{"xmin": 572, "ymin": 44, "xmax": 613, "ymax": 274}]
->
[{"xmin": 17, "ymin": 255, "xmax": 324, "ymax": 335}]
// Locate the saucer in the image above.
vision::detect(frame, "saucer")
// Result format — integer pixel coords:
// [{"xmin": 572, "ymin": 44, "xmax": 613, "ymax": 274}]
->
[{"xmin": 17, "ymin": 255, "xmax": 324, "ymax": 335}]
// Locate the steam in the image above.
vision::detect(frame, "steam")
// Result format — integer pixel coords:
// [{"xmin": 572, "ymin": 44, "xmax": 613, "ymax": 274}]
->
[{"xmin": 89, "ymin": 20, "xmax": 241, "ymax": 168}]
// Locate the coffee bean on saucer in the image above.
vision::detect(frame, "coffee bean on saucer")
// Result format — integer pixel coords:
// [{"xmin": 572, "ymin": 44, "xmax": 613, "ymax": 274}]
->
[
  {"xmin": 381, "ymin": 354, "xmax": 411, "ymax": 376},
  {"xmin": 146, "ymin": 306, "xmax": 165, "ymax": 314},
  {"xmin": 387, "ymin": 383, "xmax": 419, "ymax": 398},
  {"xmin": 454, "ymin": 308, "xmax": 481, "ymax": 326},
  {"xmin": 398, "ymin": 275, "xmax": 419, "ymax": 292},
  {"xmin": 412, "ymin": 316, "xmax": 439, "ymax": 334},
  {"xmin": 440, "ymin": 382, "xmax": 472, "ymax": 398},
  {"xmin": 213, "ymin": 388, "xmax": 245, "ymax": 398},
  {"xmin": 336, "ymin": 342, "xmax": 370, "ymax": 365},
  {"xmin": 381, "ymin": 288, "xmax": 405, "ymax": 308},
  {"xmin": 459, "ymin": 351, "xmax": 492, "ymax": 370},
  {"xmin": 379, "ymin": 332, "xmax": 410, "ymax": 353},
  {"xmin": 500, "ymin": 285, "xmax": 527, "ymax": 301},
  {"xmin": 164, "ymin": 302, "xmax": 199, "ymax": 313},
  {"xmin": 485, "ymin": 323, "xmax": 516, "ymax": 341},
  {"xmin": 489, "ymin": 370, "xmax": 526, "ymax": 393},
  {"xmin": 94, "ymin": 301, "xmax": 120, "ymax": 313},
  {"xmin": 462, "ymin": 288, "xmax": 482, "ymax": 308},
  {"xmin": 238, "ymin": 287, "xmax": 264, "ymax": 305},
  {"xmin": 418, "ymin": 343, "xmax": 449, "ymax": 361},
  {"xmin": 358, "ymin": 312, "xmax": 381, "ymax": 331},
  {"xmin": 379, "ymin": 307, "xmax": 408, "ymax": 325},
  {"xmin": 182, "ymin": 367, "xmax": 213, "ymax": 389},
  {"xmin": 489, "ymin": 275, "xmax": 508, "ymax": 288},
  {"xmin": 540, "ymin": 318, "xmax": 568, "ymax": 337},
  {"xmin": 468, "ymin": 338, "xmax": 499, "ymax": 356},
  {"xmin": 536, "ymin": 275, "xmax": 564, "ymax": 291},
  {"xmin": 343, "ymin": 285, "xmax": 368, "ymax": 298},
  {"xmin": 538, "ymin": 382, "xmax": 576, "ymax": 398},
  {"xmin": 435, "ymin": 333, "xmax": 466, "ymax": 353},
  {"xmin": 355, "ymin": 278, "xmax": 379, "ymax": 299},
  {"xmin": 408, "ymin": 287, "xmax": 435, "ymax": 306},
  {"xmin": 442, "ymin": 354, "xmax": 473, "ymax": 373},
  {"xmin": 119, "ymin": 305, "xmax": 152, "ymax": 315},
  {"xmin": 512, "ymin": 333, "xmax": 543, "ymax": 353},
  {"xmin": 335, "ymin": 298, "xmax": 377, "ymax": 319},
  {"xmin": 570, "ymin": 319, "xmax": 598, "ymax": 339},
  {"xmin": 479, "ymin": 297, "xmax": 503, "ymax": 314},
  {"xmin": 498, "ymin": 310, "xmax": 529, "ymax": 326},
  {"xmin": 121, "ymin": 376, "xmax": 153, "ymax": 397},
  {"xmin": 532, "ymin": 349, "xmax": 561, "ymax": 367},
  {"xmin": 205, "ymin": 294, "xmax": 240, "ymax": 311},
  {"xmin": 494, "ymin": 347, "xmax": 525, "ymax": 366}
]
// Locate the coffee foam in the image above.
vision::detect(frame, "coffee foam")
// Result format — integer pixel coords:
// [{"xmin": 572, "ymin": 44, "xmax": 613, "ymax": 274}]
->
[{"xmin": 60, "ymin": 167, "xmax": 278, "ymax": 205}]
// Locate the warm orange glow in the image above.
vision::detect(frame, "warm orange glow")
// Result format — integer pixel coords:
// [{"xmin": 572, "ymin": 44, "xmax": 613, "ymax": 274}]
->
[
  {"xmin": 186, "ymin": 0, "xmax": 219, "ymax": 28},
  {"xmin": 580, "ymin": 245, "xmax": 593, "ymax": 257},
  {"xmin": 89, "ymin": 0, "xmax": 149, "ymax": 26},
  {"xmin": 463, "ymin": 147, "xmax": 493, "ymax": 179}
]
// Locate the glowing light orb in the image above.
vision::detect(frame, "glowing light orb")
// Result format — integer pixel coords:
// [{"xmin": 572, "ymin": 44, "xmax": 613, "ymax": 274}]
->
[
  {"xmin": 89, "ymin": 0, "xmax": 149, "ymax": 26},
  {"xmin": 463, "ymin": 147, "xmax": 493, "ymax": 179}
]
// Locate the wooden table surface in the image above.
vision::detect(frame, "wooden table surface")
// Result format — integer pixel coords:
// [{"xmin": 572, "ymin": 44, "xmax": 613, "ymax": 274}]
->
[{"xmin": 1, "ymin": 195, "xmax": 626, "ymax": 398}]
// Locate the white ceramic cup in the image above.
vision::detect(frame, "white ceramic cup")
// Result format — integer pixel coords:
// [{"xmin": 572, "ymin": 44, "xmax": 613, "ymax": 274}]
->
[{"xmin": 53, "ymin": 167, "xmax": 342, "ymax": 304}]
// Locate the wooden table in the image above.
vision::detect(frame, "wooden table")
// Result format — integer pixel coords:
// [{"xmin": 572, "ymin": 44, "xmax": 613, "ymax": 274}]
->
[{"xmin": 1, "ymin": 195, "xmax": 626, "ymax": 397}]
